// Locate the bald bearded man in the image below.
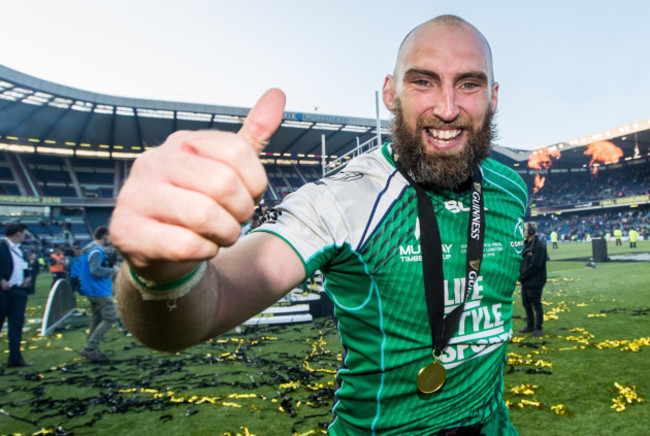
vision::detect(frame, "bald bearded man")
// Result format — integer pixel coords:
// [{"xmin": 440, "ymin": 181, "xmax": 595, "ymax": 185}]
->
[{"xmin": 111, "ymin": 15, "xmax": 526, "ymax": 435}]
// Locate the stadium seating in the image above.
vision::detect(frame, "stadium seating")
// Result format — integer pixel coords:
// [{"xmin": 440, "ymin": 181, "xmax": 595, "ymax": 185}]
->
[
  {"xmin": 535, "ymin": 208, "xmax": 649, "ymax": 241},
  {"xmin": 0, "ymin": 152, "xmax": 23, "ymax": 195},
  {"xmin": 525, "ymin": 164, "xmax": 650, "ymax": 209},
  {"xmin": 1, "ymin": 149, "xmax": 648, "ymax": 248}
]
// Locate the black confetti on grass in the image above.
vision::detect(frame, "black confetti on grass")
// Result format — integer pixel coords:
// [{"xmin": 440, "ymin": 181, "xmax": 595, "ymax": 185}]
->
[
  {"xmin": 506, "ymin": 366, "xmax": 553, "ymax": 375},
  {"xmin": 599, "ymin": 307, "xmax": 650, "ymax": 316},
  {"xmin": 1, "ymin": 319, "xmax": 340, "ymax": 433}
]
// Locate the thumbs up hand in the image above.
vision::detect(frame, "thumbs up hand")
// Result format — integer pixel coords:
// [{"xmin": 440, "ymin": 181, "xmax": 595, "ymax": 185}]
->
[{"xmin": 110, "ymin": 89, "xmax": 286, "ymax": 281}]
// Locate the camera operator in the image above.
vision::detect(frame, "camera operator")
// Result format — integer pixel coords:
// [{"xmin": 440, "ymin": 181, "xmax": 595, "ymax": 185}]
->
[{"xmin": 78, "ymin": 226, "xmax": 118, "ymax": 362}]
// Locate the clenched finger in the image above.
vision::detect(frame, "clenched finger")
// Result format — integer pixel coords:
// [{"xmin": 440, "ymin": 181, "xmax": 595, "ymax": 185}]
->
[
  {"xmin": 111, "ymin": 212, "xmax": 220, "ymax": 268},
  {"xmin": 170, "ymin": 132, "xmax": 269, "ymax": 200},
  {"xmin": 127, "ymin": 183, "xmax": 243, "ymax": 247},
  {"xmin": 155, "ymin": 149, "xmax": 258, "ymax": 223}
]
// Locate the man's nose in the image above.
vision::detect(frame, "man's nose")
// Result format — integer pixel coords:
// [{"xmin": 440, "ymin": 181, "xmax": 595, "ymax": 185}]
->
[{"xmin": 432, "ymin": 86, "xmax": 460, "ymax": 122}]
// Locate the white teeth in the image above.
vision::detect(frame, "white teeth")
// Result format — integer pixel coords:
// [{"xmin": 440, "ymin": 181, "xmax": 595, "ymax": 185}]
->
[{"xmin": 426, "ymin": 128, "xmax": 462, "ymax": 140}]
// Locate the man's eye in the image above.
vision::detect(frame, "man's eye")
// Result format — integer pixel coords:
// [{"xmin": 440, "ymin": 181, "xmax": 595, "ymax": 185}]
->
[
  {"xmin": 415, "ymin": 79, "xmax": 430, "ymax": 86},
  {"xmin": 460, "ymin": 82, "xmax": 480, "ymax": 90}
]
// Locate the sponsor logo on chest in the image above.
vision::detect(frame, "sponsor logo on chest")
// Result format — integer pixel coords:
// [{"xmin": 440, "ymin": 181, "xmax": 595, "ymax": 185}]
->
[{"xmin": 399, "ymin": 218, "xmax": 452, "ymax": 262}]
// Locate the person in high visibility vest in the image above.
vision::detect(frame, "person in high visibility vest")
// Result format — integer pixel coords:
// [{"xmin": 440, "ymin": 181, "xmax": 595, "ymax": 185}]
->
[
  {"xmin": 550, "ymin": 230, "xmax": 558, "ymax": 249},
  {"xmin": 48, "ymin": 246, "xmax": 68, "ymax": 287},
  {"xmin": 629, "ymin": 229, "xmax": 639, "ymax": 248},
  {"xmin": 613, "ymin": 228, "xmax": 622, "ymax": 246}
]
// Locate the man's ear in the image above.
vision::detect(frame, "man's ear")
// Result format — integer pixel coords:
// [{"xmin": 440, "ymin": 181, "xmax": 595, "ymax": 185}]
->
[
  {"xmin": 382, "ymin": 75, "xmax": 397, "ymax": 114},
  {"xmin": 491, "ymin": 81, "xmax": 499, "ymax": 112}
]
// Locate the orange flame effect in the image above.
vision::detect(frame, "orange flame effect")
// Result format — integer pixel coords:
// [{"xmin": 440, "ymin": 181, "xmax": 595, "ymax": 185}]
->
[
  {"xmin": 527, "ymin": 147, "xmax": 561, "ymax": 170},
  {"xmin": 533, "ymin": 174, "xmax": 546, "ymax": 194},
  {"xmin": 584, "ymin": 140, "xmax": 624, "ymax": 170},
  {"xmin": 528, "ymin": 147, "xmax": 559, "ymax": 194}
]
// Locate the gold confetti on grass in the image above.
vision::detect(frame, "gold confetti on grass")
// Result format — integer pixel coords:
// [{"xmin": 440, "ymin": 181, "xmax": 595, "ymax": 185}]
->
[
  {"xmin": 546, "ymin": 277, "xmax": 575, "ymax": 283},
  {"xmin": 222, "ymin": 426, "xmax": 256, "ymax": 436},
  {"xmin": 510, "ymin": 384, "xmax": 539, "ymax": 395},
  {"xmin": 294, "ymin": 430, "xmax": 327, "ymax": 436},
  {"xmin": 619, "ymin": 337, "xmax": 650, "ymax": 352},
  {"xmin": 543, "ymin": 301, "xmax": 569, "ymax": 321},
  {"xmin": 550, "ymin": 404, "xmax": 568, "ymax": 416},
  {"xmin": 506, "ymin": 398, "xmax": 543, "ymax": 409},
  {"xmin": 556, "ymin": 328, "xmax": 650, "ymax": 352},
  {"xmin": 611, "ymin": 383, "xmax": 644, "ymax": 412},
  {"xmin": 556, "ymin": 327, "xmax": 594, "ymax": 345},
  {"xmin": 279, "ymin": 381, "xmax": 301, "ymax": 390},
  {"xmin": 116, "ymin": 387, "xmax": 269, "ymax": 408},
  {"xmin": 507, "ymin": 352, "xmax": 552, "ymax": 368},
  {"xmin": 251, "ymin": 336, "xmax": 277, "ymax": 346}
]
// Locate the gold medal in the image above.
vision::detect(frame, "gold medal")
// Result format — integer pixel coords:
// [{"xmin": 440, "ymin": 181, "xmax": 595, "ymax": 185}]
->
[{"xmin": 417, "ymin": 360, "xmax": 446, "ymax": 393}]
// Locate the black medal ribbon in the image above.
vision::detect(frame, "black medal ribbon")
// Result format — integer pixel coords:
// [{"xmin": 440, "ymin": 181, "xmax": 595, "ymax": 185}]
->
[{"xmin": 395, "ymin": 159, "xmax": 485, "ymax": 355}]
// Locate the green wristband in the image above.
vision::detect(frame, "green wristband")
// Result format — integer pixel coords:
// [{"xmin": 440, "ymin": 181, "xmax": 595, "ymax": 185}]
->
[
  {"xmin": 128, "ymin": 264, "xmax": 202, "ymax": 292},
  {"xmin": 127, "ymin": 261, "xmax": 208, "ymax": 309}
]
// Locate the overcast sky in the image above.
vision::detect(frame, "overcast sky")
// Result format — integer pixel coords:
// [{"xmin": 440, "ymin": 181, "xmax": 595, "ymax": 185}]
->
[{"xmin": 2, "ymin": 0, "xmax": 648, "ymax": 150}]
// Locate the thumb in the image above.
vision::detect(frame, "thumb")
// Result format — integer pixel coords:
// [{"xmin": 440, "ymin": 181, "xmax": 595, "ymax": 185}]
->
[{"xmin": 238, "ymin": 88, "xmax": 286, "ymax": 154}]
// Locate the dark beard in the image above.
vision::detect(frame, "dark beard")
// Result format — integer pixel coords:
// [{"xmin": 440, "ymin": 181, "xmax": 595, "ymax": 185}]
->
[{"xmin": 390, "ymin": 99, "xmax": 496, "ymax": 189}]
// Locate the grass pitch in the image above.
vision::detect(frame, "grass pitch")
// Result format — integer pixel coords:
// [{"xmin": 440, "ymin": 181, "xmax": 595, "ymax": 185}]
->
[{"xmin": 0, "ymin": 240, "xmax": 648, "ymax": 435}]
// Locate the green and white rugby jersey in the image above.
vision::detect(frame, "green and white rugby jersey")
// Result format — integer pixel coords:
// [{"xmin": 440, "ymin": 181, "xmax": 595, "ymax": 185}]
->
[{"xmin": 256, "ymin": 143, "xmax": 527, "ymax": 435}]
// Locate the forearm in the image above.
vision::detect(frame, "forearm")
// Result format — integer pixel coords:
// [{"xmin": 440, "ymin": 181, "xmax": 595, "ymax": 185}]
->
[
  {"xmin": 115, "ymin": 261, "xmax": 221, "ymax": 352},
  {"xmin": 115, "ymin": 233, "xmax": 304, "ymax": 353}
]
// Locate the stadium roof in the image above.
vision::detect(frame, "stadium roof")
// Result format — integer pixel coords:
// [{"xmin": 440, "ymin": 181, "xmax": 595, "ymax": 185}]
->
[
  {"xmin": 496, "ymin": 120, "xmax": 650, "ymax": 173},
  {"xmin": 0, "ymin": 64, "xmax": 389, "ymax": 162},
  {"xmin": 1, "ymin": 64, "xmax": 649, "ymax": 173}
]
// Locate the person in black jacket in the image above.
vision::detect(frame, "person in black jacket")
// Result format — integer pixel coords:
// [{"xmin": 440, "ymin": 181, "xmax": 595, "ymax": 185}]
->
[
  {"xmin": 518, "ymin": 222, "xmax": 547, "ymax": 338},
  {"xmin": 0, "ymin": 223, "xmax": 34, "ymax": 367}
]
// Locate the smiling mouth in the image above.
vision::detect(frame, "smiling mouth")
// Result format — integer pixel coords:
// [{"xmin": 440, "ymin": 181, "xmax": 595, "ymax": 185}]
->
[{"xmin": 424, "ymin": 127, "xmax": 463, "ymax": 147}]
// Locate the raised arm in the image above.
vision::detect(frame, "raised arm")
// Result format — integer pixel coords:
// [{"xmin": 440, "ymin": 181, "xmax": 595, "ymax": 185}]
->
[{"xmin": 110, "ymin": 89, "xmax": 305, "ymax": 351}]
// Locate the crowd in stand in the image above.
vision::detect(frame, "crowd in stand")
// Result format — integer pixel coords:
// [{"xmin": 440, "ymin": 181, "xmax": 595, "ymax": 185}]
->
[
  {"xmin": 535, "ymin": 208, "xmax": 650, "ymax": 242},
  {"xmin": 527, "ymin": 164, "xmax": 650, "ymax": 208},
  {"xmin": 522, "ymin": 162, "xmax": 649, "ymax": 242},
  {"xmin": 3, "ymin": 156, "xmax": 649, "ymax": 249}
]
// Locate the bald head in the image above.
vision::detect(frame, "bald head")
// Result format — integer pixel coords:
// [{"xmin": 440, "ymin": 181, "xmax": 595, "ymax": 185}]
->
[{"xmin": 393, "ymin": 15, "xmax": 494, "ymax": 86}]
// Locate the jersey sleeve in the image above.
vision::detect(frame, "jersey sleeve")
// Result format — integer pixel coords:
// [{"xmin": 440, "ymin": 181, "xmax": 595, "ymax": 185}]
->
[{"xmin": 254, "ymin": 182, "xmax": 349, "ymax": 278}]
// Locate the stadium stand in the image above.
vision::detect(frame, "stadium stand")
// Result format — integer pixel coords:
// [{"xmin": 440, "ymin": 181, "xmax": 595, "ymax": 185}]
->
[
  {"xmin": 3, "ymin": 145, "xmax": 648, "ymax": 247},
  {"xmin": 524, "ymin": 164, "xmax": 650, "ymax": 208},
  {"xmin": 534, "ymin": 208, "xmax": 650, "ymax": 241}
]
